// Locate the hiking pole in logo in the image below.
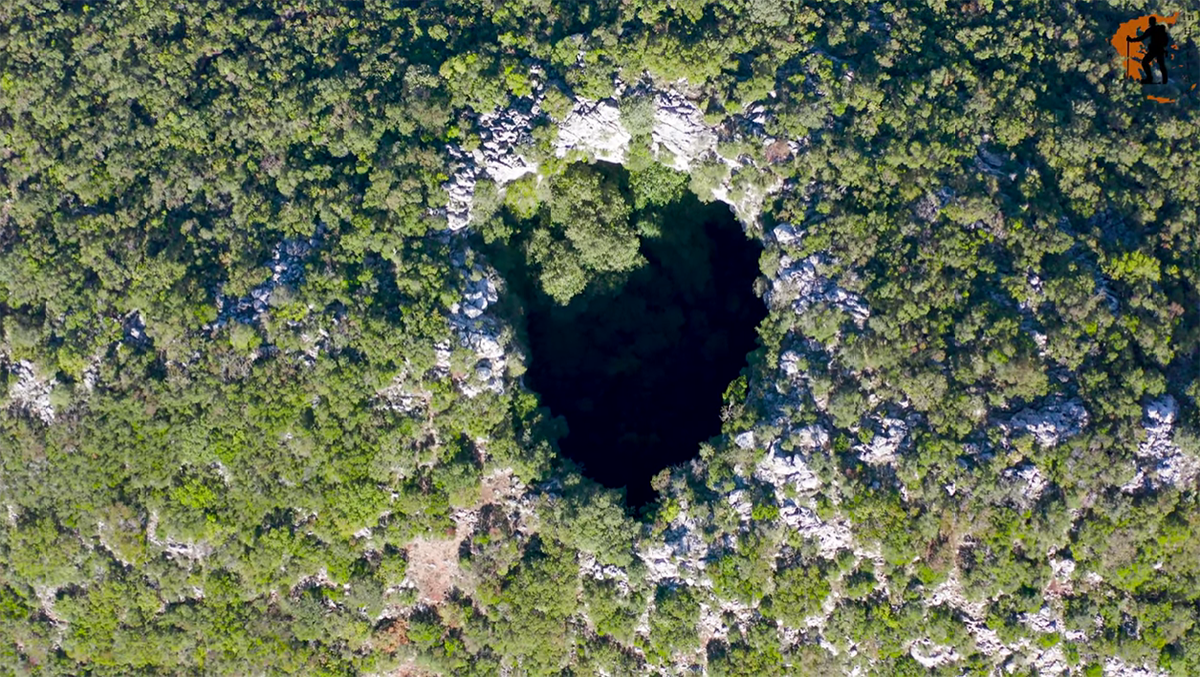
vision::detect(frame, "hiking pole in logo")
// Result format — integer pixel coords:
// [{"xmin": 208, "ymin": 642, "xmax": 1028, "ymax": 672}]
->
[
  {"xmin": 1112, "ymin": 12, "xmax": 1187, "ymax": 102},
  {"xmin": 1127, "ymin": 16, "xmax": 1170, "ymax": 84}
]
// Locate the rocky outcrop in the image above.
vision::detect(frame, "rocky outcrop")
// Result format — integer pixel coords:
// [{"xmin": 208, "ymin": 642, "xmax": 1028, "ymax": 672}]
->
[
  {"xmin": 754, "ymin": 437, "xmax": 852, "ymax": 557},
  {"xmin": 999, "ymin": 397, "xmax": 1089, "ymax": 449},
  {"xmin": 443, "ymin": 79, "xmax": 787, "ymax": 232},
  {"xmin": 649, "ymin": 91, "xmax": 718, "ymax": 172},
  {"xmin": 640, "ymin": 505, "xmax": 709, "ymax": 587},
  {"xmin": 1103, "ymin": 657, "xmax": 1171, "ymax": 677},
  {"xmin": 855, "ymin": 416, "xmax": 908, "ymax": 466},
  {"xmin": 555, "ymin": 98, "xmax": 630, "ymax": 164},
  {"xmin": 376, "ymin": 370, "xmax": 430, "ymax": 416},
  {"xmin": 478, "ymin": 105, "xmax": 541, "ymax": 185},
  {"xmin": 1123, "ymin": 395, "xmax": 1199, "ymax": 492},
  {"xmin": 214, "ymin": 227, "xmax": 324, "ymax": 327},
  {"xmin": 1001, "ymin": 462, "xmax": 1050, "ymax": 507},
  {"xmin": 444, "ymin": 145, "xmax": 479, "ymax": 232},
  {"xmin": 445, "ymin": 105, "xmax": 542, "ymax": 231},
  {"xmin": 6, "ymin": 359, "xmax": 56, "ymax": 424},
  {"xmin": 379, "ymin": 248, "xmax": 506, "ymax": 412},
  {"xmin": 446, "ymin": 252, "xmax": 508, "ymax": 399},
  {"xmin": 766, "ymin": 225, "xmax": 870, "ymax": 328},
  {"xmin": 909, "ymin": 639, "xmax": 962, "ymax": 669}
]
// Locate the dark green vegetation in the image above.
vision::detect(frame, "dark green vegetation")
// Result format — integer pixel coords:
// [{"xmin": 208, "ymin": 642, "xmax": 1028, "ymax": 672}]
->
[
  {"xmin": 0, "ymin": 0, "xmax": 1199, "ymax": 676},
  {"xmin": 481, "ymin": 163, "xmax": 766, "ymax": 507}
]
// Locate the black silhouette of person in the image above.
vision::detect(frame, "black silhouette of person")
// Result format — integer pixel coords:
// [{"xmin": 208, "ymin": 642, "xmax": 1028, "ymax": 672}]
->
[{"xmin": 1127, "ymin": 17, "xmax": 1170, "ymax": 84}]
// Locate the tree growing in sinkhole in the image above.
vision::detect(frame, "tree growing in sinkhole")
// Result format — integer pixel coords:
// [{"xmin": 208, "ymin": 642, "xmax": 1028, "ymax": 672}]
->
[{"xmin": 522, "ymin": 163, "xmax": 646, "ymax": 305}]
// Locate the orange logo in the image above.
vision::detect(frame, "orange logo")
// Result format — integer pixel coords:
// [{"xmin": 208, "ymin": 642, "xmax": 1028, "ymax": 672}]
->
[{"xmin": 1111, "ymin": 12, "xmax": 1189, "ymax": 103}]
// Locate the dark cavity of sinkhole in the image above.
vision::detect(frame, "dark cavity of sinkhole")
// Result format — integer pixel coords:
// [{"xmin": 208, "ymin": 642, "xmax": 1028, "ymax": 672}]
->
[{"xmin": 480, "ymin": 162, "xmax": 767, "ymax": 508}]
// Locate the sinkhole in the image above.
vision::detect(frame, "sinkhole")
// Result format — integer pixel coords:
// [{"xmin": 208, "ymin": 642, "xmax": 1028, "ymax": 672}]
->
[{"xmin": 477, "ymin": 161, "xmax": 767, "ymax": 508}]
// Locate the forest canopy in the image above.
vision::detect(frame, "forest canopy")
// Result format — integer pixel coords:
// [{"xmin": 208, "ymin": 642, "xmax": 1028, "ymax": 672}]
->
[{"xmin": 1, "ymin": 0, "xmax": 1199, "ymax": 675}]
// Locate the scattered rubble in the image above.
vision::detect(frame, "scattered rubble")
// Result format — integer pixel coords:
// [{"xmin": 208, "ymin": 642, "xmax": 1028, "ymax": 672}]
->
[
  {"xmin": 1002, "ymin": 462, "xmax": 1050, "ymax": 506},
  {"xmin": 214, "ymin": 228, "xmax": 324, "ymax": 327},
  {"xmin": 1103, "ymin": 657, "xmax": 1172, "ymax": 677},
  {"xmin": 733, "ymin": 431, "xmax": 756, "ymax": 450},
  {"xmin": 725, "ymin": 489, "xmax": 754, "ymax": 522},
  {"xmin": 640, "ymin": 503, "xmax": 709, "ymax": 587},
  {"xmin": 731, "ymin": 418, "xmax": 856, "ymax": 559},
  {"xmin": 446, "ymin": 252, "xmax": 508, "ymax": 398},
  {"xmin": 478, "ymin": 104, "xmax": 541, "ymax": 185},
  {"xmin": 766, "ymin": 249, "xmax": 870, "ymax": 328},
  {"xmin": 376, "ymin": 370, "xmax": 431, "ymax": 416},
  {"xmin": 445, "ymin": 102, "xmax": 543, "ymax": 231},
  {"xmin": 579, "ymin": 551, "xmax": 631, "ymax": 592},
  {"xmin": 754, "ymin": 444, "xmax": 822, "ymax": 495}
]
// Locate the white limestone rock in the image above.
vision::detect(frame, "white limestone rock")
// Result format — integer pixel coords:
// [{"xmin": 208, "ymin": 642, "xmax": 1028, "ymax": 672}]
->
[
  {"xmin": 443, "ymin": 146, "xmax": 479, "ymax": 232},
  {"xmin": 443, "ymin": 93, "xmax": 546, "ymax": 231},
  {"xmin": 794, "ymin": 424, "xmax": 830, "ymax": 451},
  {"xmin": 1001, "ymin": 397, "xmax": 1089, "ymax": 449},
  {"xmin": 1103, "ymin": 657, "xmax": 1171, "ymax": 677},
  {"xmin": 1130, "ymin": 395, "xmax": 1200, "ymax": 491},
  {"xmin": 1029, "ymin": 643, "xmax": 1069, "ymax": 676},
  {"xmin": 772, "ymin": 223, "xmax": 804, "ymax": 247},
  {"xmin": 446, "ymin": 81, "xmax": 790, "ymax": 232},
  {"xmin": 726, "ymin": 489, "xmax": 754, "ymax": 522},
  {"xmin": 639, "ymin": 506, "xmax": 709, "ymax": 587},
  {"xmin": 6, "ymin": 360, "xmax": 55, "ymax": 424},
  {"xmin": 855, "ymin": 417, "xmax": 908, "ymax": 466},
  {"xmin": 753, "ymin": 448, "xmax": 849, "ymax": 554},
  {"xmin": 164, "ymin": 538, "xmax": 215, "ymax": 563},
  {"xmin": 554, "ymin": 98, "xmax": 630, "ymax": 163},
  {"xmin": 1022, "ymin": 606, "xmax": 1061, "ymax": 635},
  {"xmin": 767, "ymin": 252, "xmax": 870, "ymax": 327},
  {"xmin": 698, "ymin": 598, "xmax": 757, "ymax": 646},
  {"xmin": 1002, "ymin": 462, "xmax": 1050, "ymax": 507},
  {"xmin": 212, "ymin": 230, "xmax": 322, "ymax": 327},
  {"xmin": 909, "ymin": 639, "xmax": 962, "ymax": 669},
  {"xmin": 477, "ymin": 105, "xmax": 540, "ymax": 185},
  {"xmin": 755, "ymin": 447, "xmax": 822, "ymax": 495},
  {"xmin": 641, "ymin": 543, "xmax": 682, "ymax": 584},
  {"xmin": 651, "ymin": 91, "xmax": 717, "ymax": 172},
  {"xmin": 376, "ymin": 372, "xmax": 429, "ymax": 415},
  {"xmin": 446, "ymin": 257, "xmax": 508, "ymax": 398},
  {"xmin": 779, "ymin": 350, "xmax": 804, "ymax": 378},
  {"xmin": 578, "ymin": 551, "xmax": 631, "ymax": 589}
]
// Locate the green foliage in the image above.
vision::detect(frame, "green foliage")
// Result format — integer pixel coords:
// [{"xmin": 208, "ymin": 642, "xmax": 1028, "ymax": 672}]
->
[
  {"xmin": 707, "ymin": 621, "xmax": 786, "ymax": 676},
  {"xmin": 583, "ymin": 577, "xmax": 644, "ymax": 644},
  {"xmin": 484, "ymin": 538, "xmax": 580, "ymax": 675},
  {"xmin": 547, "ymin": 165, "xmax": 642, "ymax": 275},
  {"xmin": 688, "ymin": 158, "xmax": 732, "ymax": 202},
  {"xmin": 508, "ymin": 163, "xmax": 645, "ymax": 304},
  {"xmin": 629, "ymin": 162, "xmax": 691, "ymax": 210},
  {"xmin": 710, "ymin": 533, "xmax": 773, "ymax": 604},
  {"xmin": 619, "ymin": 95, "xmax": 657, "ymax": 137},
  {"xmin": 641, "ymin": 584, "xmax": 701, "ymax": 665},
  {"xmin": 2, "ymin": 0, "xmax": 1198, "ymax": 673},
  {"xmin": 543, "ymin": 481, "xmax": 637, "ymax": 567},
  {"xmin": 761, "ymin": 560, "xmax": 831, "ymax": 627}
]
